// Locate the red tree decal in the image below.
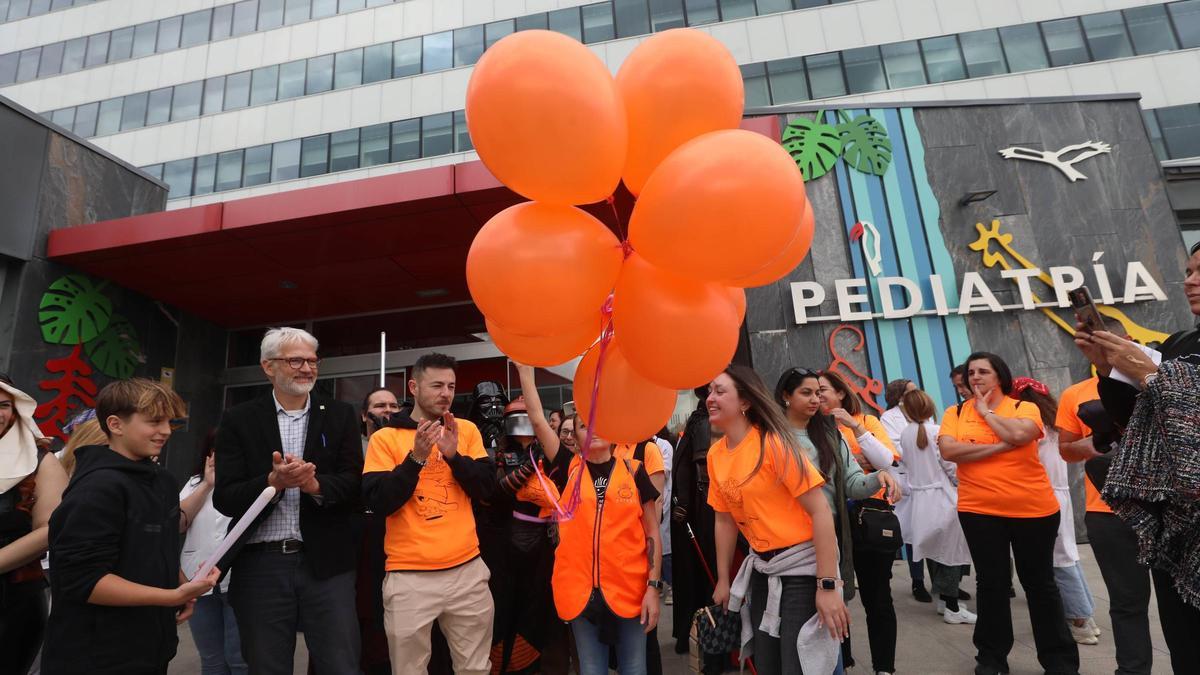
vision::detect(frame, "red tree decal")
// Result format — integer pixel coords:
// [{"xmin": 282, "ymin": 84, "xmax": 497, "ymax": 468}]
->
[{"xmin": 34, "ymin": 344, "xmax": 98, "ymax": 441}]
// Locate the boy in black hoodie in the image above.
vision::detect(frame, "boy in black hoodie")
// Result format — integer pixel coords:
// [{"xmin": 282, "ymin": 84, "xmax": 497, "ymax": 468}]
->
[{"xmin": 43, "ymin": 378, "xmax": 221, "ymax": 675}]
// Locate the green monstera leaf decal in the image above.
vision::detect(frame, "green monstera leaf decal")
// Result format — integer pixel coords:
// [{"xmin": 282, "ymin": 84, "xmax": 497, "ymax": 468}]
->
[
  {"xmin": 836, "ymin": 111, "xmax": 892, "ymax": 176},
  {"xmin": 783, "ymin": 112, "xmax": 843, "ymax": 181},
  {"xmin": 85, "ymin": 314, "xmax": 142, "ymax": 379},
  {"xmin": 39, "ymin": 274, "xmax": 113, "ymax": 345}
]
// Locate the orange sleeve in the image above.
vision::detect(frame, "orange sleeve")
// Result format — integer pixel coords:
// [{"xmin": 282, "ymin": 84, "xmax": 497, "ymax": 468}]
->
[
  {"xmin": 364, "ymin": 429, "xmax": 401, "ymax": 474},
  {"xmin": 864, "ymin": 415, "xmax": 899, "ymax": 459},
  {"xmin": 705, "ymin": 451, "xmax": 729, "ymax": 513},
  {"xmin": 939, "ymin": 404, "xmax": 960, "ymax": 440},
  {"xmin": 642, "ymin": 441, "xmax": 665, "ymax": 475},
  {"xmin": 1014, "ymin": 400, "xmax": 1045, "ymax": 432},
  {"xmin": 1054, "ymin": 387, "xmax": 1084, "ymax": 436},
  {"xmin": 777, "ymin": 437, "xmax": 825, "ymax": 498},
  {"xmin": 459, "ymin": 422, "xmax": 488, "ymax": 460}
]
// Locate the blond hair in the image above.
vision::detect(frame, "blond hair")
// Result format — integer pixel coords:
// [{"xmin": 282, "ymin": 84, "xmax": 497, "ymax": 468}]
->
[
  {"xmin": 60, "ymin": 418, "xmax": 107, "ymax": 476},
  {"xmin": 96, "ymin": 379, "xmax": 187, "ymax": 437}
]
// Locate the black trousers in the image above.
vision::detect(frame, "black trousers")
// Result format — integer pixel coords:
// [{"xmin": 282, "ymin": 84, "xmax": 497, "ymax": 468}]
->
[
  {"xmin": 958, "ymin": 512, "xmax": 1078, "ymax": 675},
  {"xmin": 1151, "ymin": 567, "xmax": 1200, "ymax": 673},
  {"xmin": 748, "ymin": 572, "xmax": 817, "ymax": 675},
  {"xmin": 848, "ymin": 546, "xmax": 896, "ymax": 673},
  {"xmin": 1084, "ymin": 512, "xmax": 1152, "ymax": 674},
  {"xmin": 0, "ymin": 580, "xmax": 47, "ymax": 675}
]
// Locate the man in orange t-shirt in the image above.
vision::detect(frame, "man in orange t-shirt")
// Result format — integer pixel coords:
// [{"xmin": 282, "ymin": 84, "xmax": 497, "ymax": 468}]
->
[
  {"xmin": 1056, "ymin": 375, "xmax": 1153, "ymax": 673},
  {"xmin": 363, "ymin": 353, "xmax": 495, "ymax": 675}
]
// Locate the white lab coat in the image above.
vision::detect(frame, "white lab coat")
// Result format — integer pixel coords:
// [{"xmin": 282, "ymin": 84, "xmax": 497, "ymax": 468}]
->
[
  {"xmin": 898, "ymin": 422, "xmax": 972, "ymax": 566},
  {"xmin": 881, "ymin": 406, "xmax": 912, "ymax": 536},
  {"xmin": 1036, "ymin": 430, "xmax": 1079, "ymax": 567}
]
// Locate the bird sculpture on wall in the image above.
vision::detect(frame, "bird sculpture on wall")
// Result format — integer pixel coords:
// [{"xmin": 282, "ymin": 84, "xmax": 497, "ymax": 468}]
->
[{"xmin": 998, "ymin": 141, "xmax": 1112, "ymax": 182}]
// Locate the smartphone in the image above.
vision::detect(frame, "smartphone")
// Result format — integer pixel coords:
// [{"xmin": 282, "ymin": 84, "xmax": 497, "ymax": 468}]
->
[
  {"xmin": 562, "ymin": 401, "xmax": 576, "ymax": 418},
  {"xmin": 1068, "ymin": 287, "xmax": 1105, "ymax": 333}
]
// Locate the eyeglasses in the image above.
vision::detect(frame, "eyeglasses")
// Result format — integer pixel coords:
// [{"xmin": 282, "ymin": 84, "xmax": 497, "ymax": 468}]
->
[
  {"xmin": 783, "ymin": 367, "xmax": 818, "ymax": 380},
  {"xmin": 269, "ymin": 357, "xmax": 321, "ymax": 370}
]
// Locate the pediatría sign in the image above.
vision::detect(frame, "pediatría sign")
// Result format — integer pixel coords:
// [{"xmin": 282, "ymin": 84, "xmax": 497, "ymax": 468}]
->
[{"xmin": 790, "ymin": 260, "xmax": 1166, "ymax": 324}]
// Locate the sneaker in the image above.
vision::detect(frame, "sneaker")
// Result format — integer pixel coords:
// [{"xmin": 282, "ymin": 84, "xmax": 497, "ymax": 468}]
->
[
  {"xmin": 912, "ymin": 583, "xmax": 933, "ymax": 603},
  {"xmin": 663, "ymin": 585, "xmax": 673, "ymax": 606},
  {"xmin": 936, "ymin": 599, "xmax": 946, "ymax": 615},
  {"xmin": 1069, "ymin": 621, "xmax": 1099, "ymax": 645},
  {"xmin": 958, "ymin": 588, "xmax": 972, "ymax": 601},
  {"xmin": 944, "ymin": 607, "xmax": 978, "ymax": 625},
  {"xmin": 1086, "ymin": 616, "xmax": 1101, "ymax": 637}
]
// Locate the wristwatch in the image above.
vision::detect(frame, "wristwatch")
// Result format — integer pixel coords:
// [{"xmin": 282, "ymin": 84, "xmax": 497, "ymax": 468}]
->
[
  {"xmin": 647, "ymin": 579, "xmax": 664, "ymax": 590},
  {"xmin": 817, "ymin": 577, "xmax": 843, "ymax": 591}
]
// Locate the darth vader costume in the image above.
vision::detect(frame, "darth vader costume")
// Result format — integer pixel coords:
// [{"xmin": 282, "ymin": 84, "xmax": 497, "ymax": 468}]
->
[{"xmin": 469, "ymin": 381, "xmax": 509, "ymax": 453}]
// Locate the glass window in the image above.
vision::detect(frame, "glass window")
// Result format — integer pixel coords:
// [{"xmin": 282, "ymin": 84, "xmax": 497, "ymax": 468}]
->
[
  {"xmin": 329, "ymin": 129, "xmax": 359, "ymax": 171},
  {"xmin": 648, "ymin": 0, "xmax": 683, "ymax": 32},
  {"xmin": 172, "ymin": 81, "xmax": 202, "ymax": 121},
  {"xmin": 393, "ymin": 38, "xmax": 421, "ymax": 77},
  {"xmin": 278, "ymin": 60, "xmax": 306, "ymax": 98},
  {"xmin": 131, "ymin": 22, "xmax": 157, "ymax": 58},
  {"xmin": 107, "ymin": 27, "xmax": 133, "ymax": 62},
  {"xmin": 193, "ymin": 154, "xmax": 217, "ymax": 195},
  {"xmin": 334, "ymin": 48, "xmax": 362, "ymax": 88},
  {"xmin": 1143, "ymin": 110, "xmax": 1167, "ymax": 161},
  {"xmin": 614, "ymin": 0, "xmax": 649, "ymax": 38},
  {"xmin": 258, "ymin": 0, "xmax": 284, "ymax": 30},
  {"xmin": 756, "ymin": 0, "xmax": 792, "ymax": 14},
  {"xmin": 146, "ymin": 87, "xmax": 172, "ymax": 126},
  {"xmin": 28, "ymin": 0, "xmax": 47, "ymax": 14},
  {"xmin": 959, "ymin": 28, "xmax": 1006, "ymax": 77},
  {"xmin": 157, "ymin": 16, "xmax": 182, "ymax": 52},
  {"xmin": 225, "ymin": 71, "xmax": 251, "ymax": 110},
  {"xmin": 284, "ymin": 0, "xmax": 309, "ymax": 25},
  {"xmin": 163, "ymin": 159, "xmax": 194, "ymax": 199},
  {"xmin": 548, "ymin": 7, "xmax": 582, "ymax": 40},
  {"xmin": 1081, "ymin": 12, "xmax": 1133, "ymax": 61},
  {"xmin": 250, "ymin": 64, "xmax": 279, "ymax": 104},
  {"xmin": 684, "ymin": 0, "xmax": 719, "ymax": 26},
  {"xmin": 1041, "ymin": 18, "xmax": 1090, "ymax": 67},
  {"xmin": 232, "ymin": 0, "xmax": 259, "ymax": 36},
  {"xmin": 360, "ymin": 122, "xmax": 390, "ymax": 166},
  {"xmin": 215, "ymin": 150, "xmax": 244, "ymax": 191},
  {"xmin": 203, "ymin": 76, "xmax": 225, "ymax": 114},
  {"xmin": 0, "ymin": 53, "xmax": 15, "ymax": 86},
  {"xmin": 1125, "ymin": 5, "xmax": 1179, "ymax": 55},
  {"xmin": 515, "ymin": 13, "xmax": 548, "ymax": 31},
  {"xmin": 120, "ymin": 92, "xmax": 147, "ymax": 131},
  {"xmin": 391, "ymin": 118, "xmax": 420, "ymax": 161},
  {"xmin": 1157, "ymin": 104, "xmax": 1200, "ymax": 159},
  {"xmin": 843, "ymin": 46, "xmax": 885, "ymax": 94},
  {"xmin": 306, "ymin": 54, "xmax": 333, "ymax": 94},
  {"xmin": 7, "ymin": 0, "xmax": 27, "ymax": 19},
  {"xmin": 243, "ymin": 144, "xmax": 273, "ymax": 186},
  {"xmin": 300, "ymin": 135, "xmax": 330, "ymax": 176},
  {"xmin": 61, "ymin": 37, "xmax": 86, "ymax": 73},
  {"xmin": 920, "ymin": 35, "xmax": 965, "ymax": 82},
  {"xmin": 719, "ymin": 0, "xmax": 756, "ymax": 20},
  {"xmin": 312, "ymin": 0, "xmax": 337, "ymax": 19},
  {"xmin": 880, "ymin": 41, "xmax": 925, "ymax": 88},
  {"xmin": 339, "ymin": 0, "xmax": 364, "ymax": 9},
  {"xmin": 73, "ymin": 101, "xmax": 98, "ymax": 137},
  {"xmin": 422, "ymin": 112, "xmax": 453, "ymax": 156},
  {"xmin": 96, "ymin": 98, "xmax": 122, "ymax": 136},
  {"xmin": 16, "ymin": 48, "xmax": 39, "ymax": 82},
  {"xmin": 454, "ymin": 25, "xmax": 484, "ymax": 66},
  {"xmin": 50, "ymin": 107, "xmax": 75, "ymax": 130},
  {"xmin": 423, "ymin": 31, "xmax": 452, "ymax": 72},
  {"xmin": 51, "ymin": 0, "xmax": 71, "ymax": 10},
  {"xmin": 366, "ymin": 0, "xmax": 389, "ymax": 6},
  {"xmin": 741, "ymin": 63, "xmax": 770, "ymax": 106},
  {"xmin": 999, "ymin": 24, "xmax": 1048, "ymax": 73},
  {"xmin": 363, "ymin": 43, "xmax": 390, "ymax": 83},
  {"xmin": 181, "ymin": 10, "xmax": 211, "ymax": 47},
  {"xmin": 581, "ymin": 3, "xmax": 615, "ymax": 43},
  {"xmin": 767, "ymin": 56, "xmax": 808, "ymax": 104},
  {"xmin": 212, "ymin": 4, "xmax": 234, "ymax": 39},
  {"xmin": 485, "ymin": 19, "xmax": 515, "ymax": 48},
  {"xmin": 272, "ymin": 139, "xmax": 301, "ymax": 181},
  {"xmin": 805, "ymin": 52, "xmax": 845, "ymax": 98},
  {"xmin": 454, "ymin": 109, "xmax": 472, "ymax": 152},
  {"xmin": 1170, "ymin": 0, "xmax": 1200, "ymax": 49},
  {"xmin": 142, "ymin": 164, "xmax": 163, "ymax": 181},
  {"xmin": 84, "ymin": 32, "xmax": 109, "ymax": 67}
]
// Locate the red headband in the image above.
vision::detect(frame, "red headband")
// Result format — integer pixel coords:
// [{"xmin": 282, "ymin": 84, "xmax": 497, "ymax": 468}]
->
[{"xmin": 1012, "ymin": 377, "xmax": 1049, "ymax": 397}]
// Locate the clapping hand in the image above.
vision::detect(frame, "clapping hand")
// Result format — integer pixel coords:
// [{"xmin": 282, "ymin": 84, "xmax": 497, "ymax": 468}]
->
[{"xmin": 268, "ymin": 452, "xmax": 316, "ymax": 491}]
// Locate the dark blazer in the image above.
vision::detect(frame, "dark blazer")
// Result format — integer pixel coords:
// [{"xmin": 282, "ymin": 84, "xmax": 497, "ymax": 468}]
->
[{"xmin": 214, "ymin": 393, "xmax": 363, "ymax": 580}]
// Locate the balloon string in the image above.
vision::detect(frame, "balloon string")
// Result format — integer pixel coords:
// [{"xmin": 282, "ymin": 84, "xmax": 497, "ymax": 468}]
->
[{"xmin": 606, "ymin": 194, "xmax": 628, "ymax": 244}]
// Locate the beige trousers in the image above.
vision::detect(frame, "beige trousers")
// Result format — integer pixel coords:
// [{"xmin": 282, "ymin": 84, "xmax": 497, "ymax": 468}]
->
[{"xmin": 382, "ymin": 556, "xmax": 495, "ymax": 675}]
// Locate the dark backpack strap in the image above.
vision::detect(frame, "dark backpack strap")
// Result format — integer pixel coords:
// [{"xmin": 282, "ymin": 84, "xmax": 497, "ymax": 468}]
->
[
  {"xmin": 957, "ymin": 402, "xmax": 965, "ymax": 416},
  {"xmin": 634, "ymin": 440, "xmax": 649, "ymax": 463}
]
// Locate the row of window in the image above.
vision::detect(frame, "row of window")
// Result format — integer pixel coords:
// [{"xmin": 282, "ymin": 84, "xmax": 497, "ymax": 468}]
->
[
  {"xmin": 1144, "ymin": 103, "xmax": 1200, "ymax": 160},
  {"xmin": 141, "ymin": 110, "xmax": 473, "ymax": 199},
  {"xmin": 0, "ymin": 0, "xmax": 400, "ymax": 87},
  {"xmin": 740, "ymin": 1, "xmax": 1200, "ymax": 106},
  {"xmin": 40, "ymin": 0, "xmax": 857, "ymax": 139},
  {"xmin": 0, "ymin": 0, "xmax": 101, "ymax": 25}
]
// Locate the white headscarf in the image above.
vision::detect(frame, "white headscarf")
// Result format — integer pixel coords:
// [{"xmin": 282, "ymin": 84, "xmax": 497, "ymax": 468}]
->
[{"xmin": 0, "ymin": 379, "xmax": 44, "ymax": 493}]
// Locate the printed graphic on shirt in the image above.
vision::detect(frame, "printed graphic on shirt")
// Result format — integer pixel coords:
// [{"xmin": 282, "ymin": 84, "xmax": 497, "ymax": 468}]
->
[
  {"xmin": 413, "ymin": 456, "xmax": 459, "ymax": 521},
  {"xmin": 593, "ymin": 473, "xmax": 609, "ymax": 505}
]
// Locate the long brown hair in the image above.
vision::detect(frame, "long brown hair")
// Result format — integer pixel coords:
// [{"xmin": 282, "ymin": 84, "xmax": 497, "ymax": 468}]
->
[
  {"xmin": 1015, "ymin": 387, "xmax": 1058, "ymax": 428},
  {"xmin": 817, "ymin": 370, "xmax": 863, "ymax": 416},
  {"xmin": 722, "ymin": 365, "xmax": 813, "ymax": 488},
  {"xmin": 901, "ymin": 389, "xmax": 936, "ymax": 450}
]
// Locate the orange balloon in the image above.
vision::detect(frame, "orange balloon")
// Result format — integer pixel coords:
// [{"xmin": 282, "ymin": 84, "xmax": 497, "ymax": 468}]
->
[
  {"xmin": 466, "ymin": 31, "xmax": 626, "ymax": 205},
  {"xmin": 728, "ymin": 198, "xmax": 815, "ymax": 288},
  {"xmin": 487, "ymin": 313, "xmax": 602, "ymax": 367},
  {"xmin": 616, "ymin": 29, "xmax": 744, "ymax": 196},
  {"xmin": 629, "ymin": 129, "xmax": 808, "ymax": 283},
  {"xmin": 466, "ymin": 202, "xmax": 622, "ymax": 337},
  {"xmin": 613, "ymin": 254, "xmax": 740, "ymax": 389},
  {"xmin": 727, "ymin": 287, "xmax": 746, "ymax": 323},
  {"xmin": 574, "ymin": 339, "xmax": 678, "ymax": 444}
]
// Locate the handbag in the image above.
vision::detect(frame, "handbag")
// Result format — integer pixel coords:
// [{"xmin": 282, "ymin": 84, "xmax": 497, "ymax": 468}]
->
[
  {"xmin": 690, "ymin": 604, "xmax": 741, "ymax": 656},
  {"xmin": 849, "ymin": 497, "xmax": 903, "ymax": 553}
]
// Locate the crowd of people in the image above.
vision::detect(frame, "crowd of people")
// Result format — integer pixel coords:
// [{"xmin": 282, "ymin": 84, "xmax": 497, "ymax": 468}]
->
[{"xmin": 0, "ymin": 241, "xmax": 1199, "ymax": 675}]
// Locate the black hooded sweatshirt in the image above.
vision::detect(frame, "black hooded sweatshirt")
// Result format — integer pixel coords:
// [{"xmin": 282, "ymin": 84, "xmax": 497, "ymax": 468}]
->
[{"xmin": 43, "ymin": 444, "xmax": 182, "ymax": 675}]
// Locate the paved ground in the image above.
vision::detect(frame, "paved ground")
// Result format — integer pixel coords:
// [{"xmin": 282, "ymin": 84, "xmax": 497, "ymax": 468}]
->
[{"xmin": 169, "ymin": 543, "xmax": 1170, "ymax": 674}]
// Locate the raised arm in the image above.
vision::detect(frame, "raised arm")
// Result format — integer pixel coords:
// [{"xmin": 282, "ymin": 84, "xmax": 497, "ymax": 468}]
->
[{"xmin": 515, "ymin": 363, "xmax": 561, "ymax": 463}]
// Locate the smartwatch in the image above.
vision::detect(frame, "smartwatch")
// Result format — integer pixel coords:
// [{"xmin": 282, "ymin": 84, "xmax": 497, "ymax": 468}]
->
[
  {"xmin": 817, "ymin": 577, "xmax": 841, "ymax": 591},
  {"xmin": 647, "ymin": 579, "xmax": 664, "ymax": 590}
]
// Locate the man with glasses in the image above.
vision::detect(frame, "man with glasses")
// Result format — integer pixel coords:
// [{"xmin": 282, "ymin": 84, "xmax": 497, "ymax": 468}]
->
[{"xmin": 214, "ymin": 327, "xmax": 364, "ymax": 675}]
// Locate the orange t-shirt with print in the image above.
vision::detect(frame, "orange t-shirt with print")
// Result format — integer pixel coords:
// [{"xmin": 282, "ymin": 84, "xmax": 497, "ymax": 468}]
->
[
  {"xmin": 839, "ymin": 413, "xmax": 899, "ymax": 499},
  {"xmin": 363, "ymin": 419, "xmax": 489, "ymax": 571},
  {"xmin": 940, "ymin": 397, "xmax": 1058, "ymax": 518},
  {"xmin": 706, "ymin": 426, "xmax": 825, "ymax": 553},
  {"xmin": 614, "ymin": 441, "xmax": 665, "ymax": 476},
  {"xmin": 1054, "ymin": 377, "xmax": 1112, "ymax": 514}
]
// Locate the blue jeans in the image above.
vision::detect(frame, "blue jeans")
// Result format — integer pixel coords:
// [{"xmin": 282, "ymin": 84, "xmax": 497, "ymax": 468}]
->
[
  {"xmin": 190, "ymin": 589, "xmax": 249, "ymax": 675},
  {"xmin": 571, "ymin": 616, "xmax": 646, "ymax": 675},
  {"xmin": 1053, "ymin": 562, "xmax": 1095, "ymax": 621}
]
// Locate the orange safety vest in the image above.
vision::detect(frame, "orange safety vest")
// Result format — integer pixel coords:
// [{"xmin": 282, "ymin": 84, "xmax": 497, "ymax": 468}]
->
[{"xmin": 552, "ymin": 457, "xmax": 649, "ymax": 621}]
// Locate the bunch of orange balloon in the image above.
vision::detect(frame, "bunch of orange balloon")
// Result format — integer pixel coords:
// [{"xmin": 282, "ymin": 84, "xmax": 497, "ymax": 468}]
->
[{"xmin": 465, "ymin": 29, "xmax": 814, "ymax": 444}]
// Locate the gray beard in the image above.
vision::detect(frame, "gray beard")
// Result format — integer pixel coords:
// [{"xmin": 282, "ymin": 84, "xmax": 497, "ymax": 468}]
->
[{"xmin": 278, "ymin": 379, "xmax": 315, "ymax": 397}]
